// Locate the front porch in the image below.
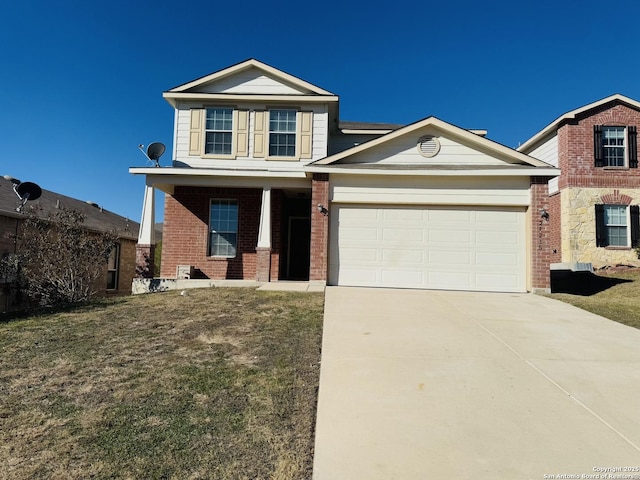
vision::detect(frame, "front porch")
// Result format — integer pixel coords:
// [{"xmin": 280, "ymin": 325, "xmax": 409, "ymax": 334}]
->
[{"xmin": 131, "ymin": 170, "xmax": 329, "ymax": 286}]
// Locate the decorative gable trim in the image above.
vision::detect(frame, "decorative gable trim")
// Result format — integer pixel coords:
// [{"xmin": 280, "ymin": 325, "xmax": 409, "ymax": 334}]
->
[
  {"xmin": 166, "ymin": 59, "xmax": 336, "ymax": 96},
  {"xmin": 311, "ymin": 116, "xmax": 552, "ymax": 168}
]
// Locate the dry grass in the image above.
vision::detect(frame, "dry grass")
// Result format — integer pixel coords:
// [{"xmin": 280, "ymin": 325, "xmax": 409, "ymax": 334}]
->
[
  {"xmin": 548, "ymin": 268, "xmax": 640, "ymax": 329},
  {"xmin": 0, "ymin": 287, "xmax": 324, "ymax": 479}
]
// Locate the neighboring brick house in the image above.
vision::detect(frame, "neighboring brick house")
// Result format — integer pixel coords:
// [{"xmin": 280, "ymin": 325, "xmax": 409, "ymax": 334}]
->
[
  {"xmin": 519, "ymin": 94, "xmax": 640, "ymax": 270},
  {"xmin": 0, "ymin": 176, "xmax": 139, "ymax": 311},
  {"xmin": 130, "ymin": 59, "xmax": 559, "ymax": 293}
]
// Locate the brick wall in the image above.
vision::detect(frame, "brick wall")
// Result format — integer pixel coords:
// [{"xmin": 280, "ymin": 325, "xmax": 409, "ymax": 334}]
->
[
  {"xmin": 0, "ymin": 215, "xmax": 18, "ymax": 257},
  {"xmin": 530, "ymin": 178, "xmax": 552, "ymax": 291},
  {"xmin": 309, "ymin": 174, "xmax": 329, "ymax": 282},
  {"xmin": 558, "ymin": 102, "xmax": 640, "ymax": 190},
  {"xmin": 548, "ymin": 193, "xmax": 562, "ymax": 264},
  {"xmin": 161, "ymin": 186, "xmax": 281, "ymax": 280}
]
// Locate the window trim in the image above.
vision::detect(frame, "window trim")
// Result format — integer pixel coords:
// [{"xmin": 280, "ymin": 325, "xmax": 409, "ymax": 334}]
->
[
  {"xmin": 208, "ymin": 199, "xmax": 239, "ymax": 258},
  {"xmin": 203, "ymin": 107, "xmax": 234, "ymax": 158},
  {"xmin": 267, "ymin": 108, "xmax": 299, "ymax": 161}
]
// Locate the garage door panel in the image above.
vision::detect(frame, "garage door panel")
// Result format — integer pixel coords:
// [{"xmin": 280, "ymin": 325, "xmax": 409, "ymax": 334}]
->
[
  {"xmin": 331, "ymin": 205, "xmax": 526, "ymax": 292},
  {"xmin": 475, "ymin": 251, "xmax": 520, "ymax": 267},
  {"xmin": 382, "ymin": 248, "xmax": 424, "ymax": 264},
  {"xmin": 383, "ymin": 228, "xmax": 424, "ymax": 243},
  {"xmin": 476, "ymin": 231, "xmax": 518, "ymax": 245},
  {"xmin": 429, "ymin": 230, "xmax": 471, "ymax": 243},
  {"xmin": 341, "ymin": 226, "xmax": 379, "ymax": 241},
  {"xmin": 381, "ymin": 270, "xmax": 423, "ymax": 285},
  {"xmin": 341, "ymin": 247, "xmax": 379, "ymax": 262},
  {"xmin": 428, "ymin": 251, "xmax": 472, "ymax": 265}
]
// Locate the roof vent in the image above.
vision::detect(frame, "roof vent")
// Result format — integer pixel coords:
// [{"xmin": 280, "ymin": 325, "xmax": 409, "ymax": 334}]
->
[{"xmin": 417, "ymin": 135, "xmax": 440, "ymax": 158}]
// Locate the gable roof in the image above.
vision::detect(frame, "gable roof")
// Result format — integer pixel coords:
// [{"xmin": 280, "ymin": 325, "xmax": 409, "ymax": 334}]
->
[
  {"xmin": 518, "ymin": 93, "xmax": 640, "ymax": 152},
  {"xmin": 163, "ymin": 58, "xmax": 337, "ymax": 106},
  {"xmin": 310, "ymin": 116, "xmax": 554, "ymax": 170},
  {"xmin": 0, "ymin": 176, "xmax": 138, "ymax": 240}
]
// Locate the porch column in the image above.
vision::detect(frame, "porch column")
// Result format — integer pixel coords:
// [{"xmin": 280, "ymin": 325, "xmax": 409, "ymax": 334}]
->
[
  {"xmin": 256, "ymin": 186, "xmax": 271, "ymax": 282},
  {"xmin": 135, "ymin": 184, "xmax": 156, "ymax": 278},
  {"xmin": 310, "ymin": 173, "xmax": 329, "ymax": 283}
]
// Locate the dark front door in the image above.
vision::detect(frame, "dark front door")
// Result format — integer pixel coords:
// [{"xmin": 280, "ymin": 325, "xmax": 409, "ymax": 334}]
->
[{"xmin": 287, "ymin": 216, "xmax": 311, "ymax": 280}]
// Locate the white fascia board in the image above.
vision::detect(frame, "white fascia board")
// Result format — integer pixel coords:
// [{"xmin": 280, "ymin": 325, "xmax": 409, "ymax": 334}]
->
[
  {"xmin": 518, "ymin": 93, "xmax": 640, "ymax": 152},
  {"xmin": 129, "ymin": 166, "xmax": 309, "ymax": 179},
  {"xmin": 163, "ymin": 92, "xmax": 339, "ymax": 107},
  {"xmin": 341, "ymin": 129, "xmax": 395, "ymax": 135},
  {"xmin": 304, "ymin": 165, "xmax": 560, "ymax": 177}
]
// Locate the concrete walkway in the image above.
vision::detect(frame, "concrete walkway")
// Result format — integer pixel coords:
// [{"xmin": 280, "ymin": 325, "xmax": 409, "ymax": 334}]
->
[{"xmin": 312, "ymin": 287, "xmax": 640, "ymax": 479}]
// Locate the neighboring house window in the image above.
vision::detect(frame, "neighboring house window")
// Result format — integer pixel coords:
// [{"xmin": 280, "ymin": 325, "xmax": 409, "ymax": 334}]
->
[
  {"xmin": 594, "ymin": 125, "xmax": 638, "ymax": 168},
  {"xmin": 595, "ymin": 204, "xmax": 640, "ymax": 247},
  {"xmin": 209, "ymin": 199, "xmax": 238, "ymax": 257},
  {"xmin": 204, "ymin": 108, "xmax": 233, "ymax": 155},
  {"xmin": 269, "ymin": 109, "xmax": 297, "ymax": 157},
  {"xmin": 107, "ymin": 244, "xmax": 120, "ymax": 290}
]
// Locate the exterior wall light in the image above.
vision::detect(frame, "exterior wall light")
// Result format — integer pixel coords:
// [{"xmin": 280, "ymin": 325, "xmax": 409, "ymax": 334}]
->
[
  {"xmin": 539, "ymin": 208, "xmax": 549, "ymax": 221},
  {"xmin": 317, "ymin": 204, "xmax": 329, "ymax": 216}
]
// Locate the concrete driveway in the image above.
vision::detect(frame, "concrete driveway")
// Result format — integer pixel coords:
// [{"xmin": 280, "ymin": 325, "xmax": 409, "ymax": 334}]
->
[{"xmin": 312, "ymin": 287, "xmax": 640, "ymax": 480}]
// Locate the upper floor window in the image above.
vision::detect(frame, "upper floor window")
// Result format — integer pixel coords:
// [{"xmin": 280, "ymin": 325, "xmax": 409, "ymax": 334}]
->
[
  {"xmin": 602, "ymin": 127, "xmax": 625, "ymax": 167},
  {"xmin": 594, "ymin": 125, "xmax": 638, "ymax": 168},
  {"xmin": 205, "ymin": 108, "xmax": 233, "ymax": 155},
  {"xmin": 209, "ymin": 199, "xmax": 238, "ymax": 257},
  {"xmin": 269, "ymin": 109, "xmax": 297, "ymax": 157}
]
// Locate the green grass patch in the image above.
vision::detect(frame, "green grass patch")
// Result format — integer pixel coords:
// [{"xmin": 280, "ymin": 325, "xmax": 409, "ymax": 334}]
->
[
  {"xmin": 548, "ymin": 269, "xmax": 640, "ymax": 329},
  {"xmin": 0, "ymin": 288, "xmax": 324, "ymax": 479}
]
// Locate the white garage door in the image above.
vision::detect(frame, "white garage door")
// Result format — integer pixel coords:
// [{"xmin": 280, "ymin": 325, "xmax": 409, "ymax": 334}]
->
[{"xmin": 329, "ymin": 205, "xmax": 526, "ymax": 292}]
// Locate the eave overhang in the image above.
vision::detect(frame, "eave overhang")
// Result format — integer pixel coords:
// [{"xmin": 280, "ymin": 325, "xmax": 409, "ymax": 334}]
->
[{"xmin": 163, "ymin": 92, "xmax": 339, "ymax": 108}]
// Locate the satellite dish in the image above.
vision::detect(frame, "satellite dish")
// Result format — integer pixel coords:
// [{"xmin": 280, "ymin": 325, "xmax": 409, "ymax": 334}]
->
[
  {"xmin": 5, "ymin": 178, "xmax": 42, "ymax": 212},
  {"xmin": 147, "ymin": 142, "xmax": 165, "ymax": 161},
  {"xmin": 16, "ymin": 182, "xmax": 42, "ymax": 201},
  {"xmin": 138, "ymin": 142, "xmax": 165, "ymax": 167}
]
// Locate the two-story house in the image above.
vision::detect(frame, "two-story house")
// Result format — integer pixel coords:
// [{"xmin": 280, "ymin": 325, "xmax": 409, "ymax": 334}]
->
[
  {"xmin": 519, "ymin": 94, "xmax": 640, "ymax": 271},
  {"xmin": 130, "ymin": 59, "xmax": 559, "ymax": 293}
]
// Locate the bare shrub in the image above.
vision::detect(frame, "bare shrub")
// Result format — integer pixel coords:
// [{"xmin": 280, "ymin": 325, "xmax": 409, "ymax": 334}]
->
[{"xmin": 4, "ymin": 206, "xmax": 117, "ymax": 308}]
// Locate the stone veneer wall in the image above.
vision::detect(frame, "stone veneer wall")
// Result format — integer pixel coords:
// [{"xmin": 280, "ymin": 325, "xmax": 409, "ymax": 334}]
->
[{"xmin": 561, "ymin": 187, "xmax": 640, "ymax": 268}]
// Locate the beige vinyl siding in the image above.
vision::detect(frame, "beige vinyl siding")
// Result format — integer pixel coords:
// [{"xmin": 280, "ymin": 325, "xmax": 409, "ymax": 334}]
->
[
  {"xmin": 340, "ymin": 130, "xmax": 515, "ymax": 166},
  {"xmin": 330, "ymin": 175, "xmax": 531, "ymax": 207},
  {"xmin": 525, "ymin": 134, "xmax": 559, "ymax": 194},
  {"xmin": 174, "ymin": 103, "xmax": 328, "ymax": 166},
  {"xmin": 197, "ymin": 69, "xmax": 307, "ymax": 95}
]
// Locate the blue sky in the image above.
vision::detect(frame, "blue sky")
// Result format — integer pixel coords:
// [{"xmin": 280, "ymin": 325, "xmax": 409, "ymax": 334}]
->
[{"xmin": 3, "ymin": 0, "xmax": 640, "ymax": 224}]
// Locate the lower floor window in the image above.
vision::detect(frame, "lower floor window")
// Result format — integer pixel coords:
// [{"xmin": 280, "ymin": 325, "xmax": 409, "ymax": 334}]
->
[
  {"xmin": 595, "ymin": 204, "xmax": 640, "ymax": 247},
  {"xmin": 209, "ymin": 199, "xmax": 238, "ymax": 257},
  {"xmin": 604, "ymin": 205, "xmax": 628, "ymax": 246},
  {"xmin": 107, "ymin": 244, "xmax": 120, "ymax": 290}
]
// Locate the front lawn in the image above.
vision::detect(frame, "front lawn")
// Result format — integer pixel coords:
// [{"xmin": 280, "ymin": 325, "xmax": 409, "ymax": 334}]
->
[
  {"xmin": 0, "ymin": 288, "xmax": 324, "ymax": 479},
  {"xmin": 548, "ymin": 269, "xmax": 640, "ymax": 329}
]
